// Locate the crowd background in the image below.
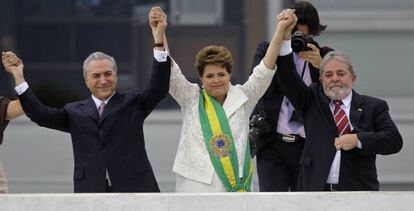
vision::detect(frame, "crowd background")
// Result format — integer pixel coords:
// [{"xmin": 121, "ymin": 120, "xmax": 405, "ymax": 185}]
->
[{"xmin": 0, "ymin": 0, "xmax": 413, "ymax": 192}]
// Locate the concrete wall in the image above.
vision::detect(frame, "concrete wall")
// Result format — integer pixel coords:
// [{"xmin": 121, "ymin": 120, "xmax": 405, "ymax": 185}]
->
[{"xmin": 1, "ymin": 192, "xmax": 414, "ymax": 211}]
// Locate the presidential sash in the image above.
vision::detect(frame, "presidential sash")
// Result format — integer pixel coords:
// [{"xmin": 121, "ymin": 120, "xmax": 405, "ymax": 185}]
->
[{"xmin": 198, "ymin": 89, "xmax": 253, "ymax": 192}]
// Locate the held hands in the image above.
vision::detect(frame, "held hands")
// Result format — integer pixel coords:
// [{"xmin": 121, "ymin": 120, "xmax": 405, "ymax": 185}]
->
[
  {"xmin": 276, "ymin": 9, "xmax": 297, "ymax": 40},
  {"xmin": 299, "ymin": 44, "xmax": 322, "ymax": 68},
  {"xmin": 263, "ymin": 9, "xmax": 296, "ymax": 70},
  {"xmin": 2, "ymin": 51, "xmax": 25, "ymax": 85},
  {"xmin": 149, "ymin": 6, "xmax": 167, "ymax": 44},
  {"xmin": 335, "ymin": 134, "xmax": 359, "ymax": 151}
]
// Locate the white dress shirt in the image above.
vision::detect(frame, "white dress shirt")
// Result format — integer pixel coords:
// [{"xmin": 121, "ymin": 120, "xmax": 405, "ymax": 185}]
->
[{"xmin": 326, "ymin": 92, "xmax": 353, "ymax": 184}]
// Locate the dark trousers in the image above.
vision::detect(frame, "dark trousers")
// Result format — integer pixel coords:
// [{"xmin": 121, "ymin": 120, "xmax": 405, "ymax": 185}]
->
[
  {"xmin": 257, "ymin": 136, "xmax": 305, "ymax": 192},
  {"xmin": 105, "ymin": 179, "xmax": 113, "ymax": 192}
]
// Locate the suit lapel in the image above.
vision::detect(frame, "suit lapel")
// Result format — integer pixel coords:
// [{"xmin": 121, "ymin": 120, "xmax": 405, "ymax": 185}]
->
[
  {"xmin": 222, "ymin": 85, "xmax": 248, "ymax": 118},
  {"xmin": 349, "ymin": 90, "xmax": 363, "ymax": 131},
  {"xmin": 80, "ymin": 98, "xmax": 99, "ymax": 123},
  {"xmin": 99, "ymin": 92, "xmax": 122, "ymax": 124}
]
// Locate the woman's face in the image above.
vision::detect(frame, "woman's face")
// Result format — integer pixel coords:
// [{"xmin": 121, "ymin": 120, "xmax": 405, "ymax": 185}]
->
[{"xmin": 200, "ymin": 64, "xmax": 231, "ymax": 101}]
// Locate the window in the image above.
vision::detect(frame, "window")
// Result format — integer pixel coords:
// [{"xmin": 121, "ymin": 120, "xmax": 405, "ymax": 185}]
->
[{"xmin": 170, "ymin": 0, "xmax": 223, "ymax": 25}]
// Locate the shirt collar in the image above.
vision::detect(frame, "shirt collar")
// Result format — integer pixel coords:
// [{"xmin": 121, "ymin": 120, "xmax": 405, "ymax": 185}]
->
[
  {"xmin": 91, "ymin": 91, "xmax": 116, "ymax": 109},
  {"xmin": 331, "ymin": 91, "xmax": 353, "ymax": 108}
]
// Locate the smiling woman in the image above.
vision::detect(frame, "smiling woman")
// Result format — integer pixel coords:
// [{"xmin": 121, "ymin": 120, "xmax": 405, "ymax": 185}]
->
[{"xmin": 160, "ymin": 4, "xmax": 290, "ymax": 191}]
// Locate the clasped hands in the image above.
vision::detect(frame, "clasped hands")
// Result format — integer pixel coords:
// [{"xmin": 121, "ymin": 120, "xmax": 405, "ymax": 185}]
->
[
  {"xmin": 276, "ymin": 9, "xmax": 322, "ymax": 68},
  {"xmin": 2, "ymin": 51, "xmax": 21, "ymax": 69}
]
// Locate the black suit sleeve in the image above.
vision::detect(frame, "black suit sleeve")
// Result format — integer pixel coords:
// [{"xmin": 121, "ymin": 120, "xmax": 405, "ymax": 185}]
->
[
  {"xmin": 18, "ymin": 88, "xmax": 69, "ymax": 132},
  {"xmin": 139, "ymin": 57, "xmax": 171, "ymax": 118},
  {"xmin": 357, "ymin": 100, "xmax": 403, "ymax": 155},
  {"xmin": 277, "ymin": 53, "xmax": 313, "ymax": 117}
]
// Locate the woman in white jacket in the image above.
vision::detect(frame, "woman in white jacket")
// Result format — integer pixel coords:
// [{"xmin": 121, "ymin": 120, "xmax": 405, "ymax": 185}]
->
[{"xmin": 150, "ymin": 7, "xmax": 296, "ymax": 192}]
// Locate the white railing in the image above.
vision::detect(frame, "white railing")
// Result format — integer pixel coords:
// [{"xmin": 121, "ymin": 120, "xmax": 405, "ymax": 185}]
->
[{"xmin": 1, "ymin": 192, "xmax": 414, "ymax": 211}]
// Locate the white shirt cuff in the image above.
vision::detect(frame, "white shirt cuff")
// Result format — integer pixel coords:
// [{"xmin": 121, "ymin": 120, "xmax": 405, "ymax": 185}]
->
[
  {"xmin": 15, "ymin": 82, "xmax": 29, "ymax": 95},
  {"xmin": 279, "ymin": 39, "xmax": 292, "ymax": 56},
  {"xmin": 357, "ymin": 140, "xmax": 362, "ymax": 149},
  {"xmin": 154, "ymin": 49, "xmax": 169, "ymax": 62}
]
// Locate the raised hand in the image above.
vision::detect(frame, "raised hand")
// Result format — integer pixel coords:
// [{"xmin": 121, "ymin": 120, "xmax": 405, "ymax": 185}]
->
[
  {"xmin": 284, "ymin": 11, "xmax": 297, "ymax": 40},
  {"xmin": 149, "ymin": 6, "xmax": 167, "ymax": 44},
  {"xmin": 276, "ymin": 9, "xmax": 296, "ymax": 34},
  {"xmin": 2, "ymin": 51, "xmax": 25, "ymax": 85}
]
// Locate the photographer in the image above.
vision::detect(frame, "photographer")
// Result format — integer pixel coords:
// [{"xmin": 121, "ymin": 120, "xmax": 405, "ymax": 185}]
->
[{"xmin": 250, "ymin": 1, "xmax": 333, "ymax": 191}]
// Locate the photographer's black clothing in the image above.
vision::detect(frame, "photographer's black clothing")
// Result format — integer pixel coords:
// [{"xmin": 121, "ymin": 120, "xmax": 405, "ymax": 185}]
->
[{"xmin": 250, "ymin": 40, "xmax": 333, "ymax": 191}]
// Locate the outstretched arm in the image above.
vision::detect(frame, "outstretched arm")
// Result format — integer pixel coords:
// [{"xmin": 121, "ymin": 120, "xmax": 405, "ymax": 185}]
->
[
  {"xmin": 242, "ymin": 10, "xmax": 296, "ymax": 104},
  {"xmin": 2, "ymin": 51, "xmax": 24, "ymax": 86},
  {"xmin": 2, "ymin": 52, "xmax": 69, "ymax": 132},
  {"xmin": 149, "ymin": 6, "xmax": 167, "ymax": 52},
  {"xmin": 6, "ymin": 100, "xmax": 23, "ymax": 120},
  {"xmin": 140, "ymin": 6, "xmax": 171, "ymax": 117},
  {"xmin": 2, "ymin": 52, "xmax": 24, "ymax": 120},
  {"xmin": 262, "ymin": 9, "xmax": 296, "ymax": 70}
]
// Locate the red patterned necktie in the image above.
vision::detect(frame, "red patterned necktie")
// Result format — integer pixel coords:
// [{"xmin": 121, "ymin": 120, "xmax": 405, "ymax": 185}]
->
[
  {"xmin": 333, "ymin": 100, "xmax": 351, "ymax": 135},
  {"xmin": 98, "ymin": 102, "xmax": 106, "ymax": 117}
]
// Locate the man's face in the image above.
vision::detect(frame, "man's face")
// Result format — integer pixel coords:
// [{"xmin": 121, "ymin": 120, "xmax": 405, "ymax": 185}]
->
[
  {"xmin": 84, "ymin": 59, "xmax": 117, "ymax": 101},
  {"xmin": 320, "ymin": 59, "xmax": 356, "ymax": 100}
]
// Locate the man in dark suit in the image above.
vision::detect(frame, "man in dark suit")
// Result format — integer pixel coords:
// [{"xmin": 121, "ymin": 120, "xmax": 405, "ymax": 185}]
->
[
  {"xmin": 250, "ymin": 1, "xmax": 333, "ymax": 191},
  {"xmin": 275, "ymin": 10, "xmax": 403, "ymax": 191},
  {"xmin": 2, "ymin": 6, "xmax": 171, "ymax": 193}
]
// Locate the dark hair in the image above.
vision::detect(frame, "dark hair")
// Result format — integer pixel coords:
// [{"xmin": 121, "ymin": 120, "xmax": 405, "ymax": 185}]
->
[
  {"xmin": 291, "ymin": 1, "xmax": 327, "ymax": 36},
  {"xmin": 194, "ymin": 45, "xmax": 233, "ymax": 77}
]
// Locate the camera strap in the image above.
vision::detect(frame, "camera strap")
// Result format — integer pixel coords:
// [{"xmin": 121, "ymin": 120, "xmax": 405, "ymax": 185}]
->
[{"xmin": 300, "ymin": 61, "xmax": 307, "ymax": 79}]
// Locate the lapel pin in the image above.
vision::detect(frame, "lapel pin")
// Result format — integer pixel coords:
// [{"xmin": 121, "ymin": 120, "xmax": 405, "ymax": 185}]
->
[{"xmin": 357, "ymin": 108, "xmax": 363, "ymax": 112}]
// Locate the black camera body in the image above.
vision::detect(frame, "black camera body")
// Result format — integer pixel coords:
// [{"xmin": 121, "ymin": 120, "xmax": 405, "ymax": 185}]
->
[
  {"xmin": 291, "ymin": 31, "xmax": 313, "ymax": 52},
  {"xmin": 248, "ymin": 114, "xmax": 273, "ymax": 157}
]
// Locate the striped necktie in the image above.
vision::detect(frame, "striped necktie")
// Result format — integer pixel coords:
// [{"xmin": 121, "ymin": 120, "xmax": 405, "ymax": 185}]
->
[{"xmin": 333, "ymin": 100, "xmax": 351, "ymax": 135}]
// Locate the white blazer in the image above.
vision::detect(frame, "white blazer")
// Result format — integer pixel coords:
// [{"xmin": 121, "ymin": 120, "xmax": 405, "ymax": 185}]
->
[{"xmin": 169, "ymin": 59, "xmax": 276, "ymax": 185}]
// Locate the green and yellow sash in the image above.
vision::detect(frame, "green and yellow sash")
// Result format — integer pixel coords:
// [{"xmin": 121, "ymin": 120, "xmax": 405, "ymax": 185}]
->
[{"xmin": 198, "ymin": 89, "xmax": 253, "ymax": 192}]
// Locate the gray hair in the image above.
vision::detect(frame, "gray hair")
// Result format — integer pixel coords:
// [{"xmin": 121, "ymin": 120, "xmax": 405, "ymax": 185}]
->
[
  {"xmin": 319, "ymin": 51, "xmax": 354, "ymax": 75},
  {"xmin": 83, "ymin": 51, "xmax": 117, "ymax": 78}
]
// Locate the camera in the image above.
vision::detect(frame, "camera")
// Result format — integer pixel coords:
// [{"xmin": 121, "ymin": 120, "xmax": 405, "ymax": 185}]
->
[
  {"xmin": 248, "ymin": 114, "xmax": 273, "ymax": 157},
  {"xmin": 291, "ymin": 31, "xmax": 312, "ymax": 52}
]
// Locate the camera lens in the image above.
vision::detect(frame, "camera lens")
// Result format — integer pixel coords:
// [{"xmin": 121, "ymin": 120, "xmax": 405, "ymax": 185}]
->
[
  {"xmin": 292, "ymin": 40, "xmax": 305, "ymax": 53},
  {"xmin": 291, "ymin": 31, "xmax": 311, "ymax": 52}
]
